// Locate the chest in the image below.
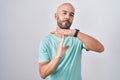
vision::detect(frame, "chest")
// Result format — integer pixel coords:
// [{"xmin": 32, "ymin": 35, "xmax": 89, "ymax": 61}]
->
[{"xmin": 47, "ymin": 38, "xmax": 82, "ymax": 60}]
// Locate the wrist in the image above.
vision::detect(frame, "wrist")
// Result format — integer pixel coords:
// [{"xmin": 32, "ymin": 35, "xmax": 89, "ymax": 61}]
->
[
  {"xmin": 74, "ymin": 29, "xmax": 80, "ymax": 37},
  {"xmin": 55, "ymin": 56, "xmax": 62, "ymax": 59}
]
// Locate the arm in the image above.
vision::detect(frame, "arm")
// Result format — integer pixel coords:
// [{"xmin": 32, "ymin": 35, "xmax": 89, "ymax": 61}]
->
[
  {"xmin": 39, "ymin": 57, "xmax": 61, "ymax": 79},
  {"xmin": 39, "ymin": 35, "xmax": 69, "ymax": 79},
  {"xmin": 77, "ymin": 31, "xmax": 104, "ymax": 52},
  {"xmin": 51, "ymin": 29, "xmax": 104, "ymax": 53}
]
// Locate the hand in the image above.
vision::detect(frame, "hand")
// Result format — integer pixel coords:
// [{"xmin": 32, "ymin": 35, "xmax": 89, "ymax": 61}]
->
[
  {"xmin": 56, "ymin": 35, "xmax": 69, "ymax": 58},
  {"xmin": 51, "ymin": 29, "xmax": 75, "ymax": 36}
]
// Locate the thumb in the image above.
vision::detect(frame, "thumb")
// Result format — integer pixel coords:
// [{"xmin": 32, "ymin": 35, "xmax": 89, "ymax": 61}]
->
[
  {"xmin": 63, "ymin": 45, "xmax": 70, "ymax": 51},
  {"xmin": 65, "ymin": 45, "xmax": 69, "ymax": 49}
]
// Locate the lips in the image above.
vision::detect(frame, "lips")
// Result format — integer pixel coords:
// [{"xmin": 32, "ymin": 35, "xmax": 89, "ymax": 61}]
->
[{"xmin": 63, "ymin": 20, "xmax": 70, "ymax": 23}]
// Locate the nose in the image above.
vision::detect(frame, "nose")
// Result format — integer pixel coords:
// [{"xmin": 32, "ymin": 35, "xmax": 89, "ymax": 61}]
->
[{"xmin": 65, "ymin": 14, "xmax": 70, "ymax": 20}]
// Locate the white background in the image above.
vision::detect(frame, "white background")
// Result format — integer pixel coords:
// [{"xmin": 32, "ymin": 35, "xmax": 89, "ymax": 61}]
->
[{"xmin": 0, "ymin": 0, "xmax": 120, "ymax": 80}]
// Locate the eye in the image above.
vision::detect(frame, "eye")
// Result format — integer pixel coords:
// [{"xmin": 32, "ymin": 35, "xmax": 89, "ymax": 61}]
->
[
  {"xmin": 62, "ymin": 12, "xmax": 67, "ymax": 15},
  {"xmin": 70, "ymin": 13, "xmax": 74, "ymax": 17}
]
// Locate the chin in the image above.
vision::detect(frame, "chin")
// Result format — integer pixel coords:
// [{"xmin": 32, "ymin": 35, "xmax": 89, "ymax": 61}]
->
[
  {"xmin": 60, "ymin": 26, "xmax": 70, "ymax": 29},
  {"xmin": 61, "ymin": 27, "xmax": 70, "ymax": 29}
]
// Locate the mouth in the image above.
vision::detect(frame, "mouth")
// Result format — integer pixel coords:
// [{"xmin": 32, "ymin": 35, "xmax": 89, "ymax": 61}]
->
[
  {"xmin": 63, "ymin": 20, "xmax": 71, "ymax": 26},
  {"xmin": 62, "ymin": 20, "xmax": 71, "ymax": 28},
  {"xmin": 64, "ymin": 20, "xmax": 70, "ymax": 23}
]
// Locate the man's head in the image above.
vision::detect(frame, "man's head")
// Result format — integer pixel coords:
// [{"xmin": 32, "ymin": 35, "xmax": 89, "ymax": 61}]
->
[{"xmin": 55, "ymin": 3, "xmax": 75, "ymax": 29}]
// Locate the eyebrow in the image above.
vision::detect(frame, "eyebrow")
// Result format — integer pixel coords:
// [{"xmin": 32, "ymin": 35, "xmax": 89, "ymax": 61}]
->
[{"xmin": 61, "ymin": 10, "xmax": 74, "ymax": 15}]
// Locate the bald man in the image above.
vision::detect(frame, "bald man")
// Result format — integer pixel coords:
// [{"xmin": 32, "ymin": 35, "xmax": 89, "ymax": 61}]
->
[{"xmin": 39, "ymin": 3, "xmax": 104, "ymax": 80}]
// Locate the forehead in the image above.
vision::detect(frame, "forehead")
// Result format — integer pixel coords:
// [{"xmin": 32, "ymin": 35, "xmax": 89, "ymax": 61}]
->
[{"xmin": 57, "ymin": 4, "xmax": 75, "ymax": 13}]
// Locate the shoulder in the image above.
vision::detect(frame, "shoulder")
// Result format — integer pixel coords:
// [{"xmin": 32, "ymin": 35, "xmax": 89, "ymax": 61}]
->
[
  {"xmin": 42, "ymin": 34, "xmax": 54, "ymax": 40},
  {"xmin": 40, "ymin": 34, "xmax": 54, "ymax": 44}
]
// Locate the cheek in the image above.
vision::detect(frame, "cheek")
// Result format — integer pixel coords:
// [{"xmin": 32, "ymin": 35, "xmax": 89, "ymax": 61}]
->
[
  {"xmin": 70, "ymin": 18, "xmax": 74, "ymax": 22},
  {"xmin": 58, "ymin": 15, "xmax": 65, "ymax": 20}
]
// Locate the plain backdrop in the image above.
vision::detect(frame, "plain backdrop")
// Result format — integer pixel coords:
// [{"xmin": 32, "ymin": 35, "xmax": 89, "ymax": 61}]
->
[{"xmin": 0, "ymin": 0, "xmax": 120, "ymax": 80}]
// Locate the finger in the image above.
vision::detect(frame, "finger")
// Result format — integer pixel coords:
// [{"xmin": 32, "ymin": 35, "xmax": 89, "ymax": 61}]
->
[
  {"xmin": 61, "ymin": 29, "xmax": 66, "ymax": 35},
  {"xmin": 60, "ymin": 35, "xmax": 65, "ymax": 45},
  {"xmin": 63, "ymin": 45, "xmax": 70, "ymax": 52},
  {"xmin": 65, "ymin": 46, "xmax": 69, "ymax": 50},
  {"xmin": 50, "ymin": 31, "xmax": 59, "ymax": 34},
  {"xmin": 61, "ymin": 29, "xmax": 69, "ymax": 36}
]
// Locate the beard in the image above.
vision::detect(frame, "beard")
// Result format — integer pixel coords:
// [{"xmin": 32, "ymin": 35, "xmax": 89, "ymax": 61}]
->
[{"xmin": 57, "ymin": 18, "xmax": 72, "ymax": 29}]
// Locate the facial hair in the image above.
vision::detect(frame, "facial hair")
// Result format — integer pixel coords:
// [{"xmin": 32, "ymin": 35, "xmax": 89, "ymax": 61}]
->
[{"xmin": 57, "ymin": 17, "xmax": 72, "ymax": 29}]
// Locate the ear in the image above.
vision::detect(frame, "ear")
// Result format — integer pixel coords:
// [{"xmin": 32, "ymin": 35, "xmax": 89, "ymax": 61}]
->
[{"xmin": 54, "ymin": 13, "xmax": 58, "ymax": 20}]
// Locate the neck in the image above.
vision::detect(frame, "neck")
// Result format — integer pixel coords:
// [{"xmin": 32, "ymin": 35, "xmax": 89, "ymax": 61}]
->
[{"xmin": 55, "ymin": 27, "xmax": 62, "ymax": 38}]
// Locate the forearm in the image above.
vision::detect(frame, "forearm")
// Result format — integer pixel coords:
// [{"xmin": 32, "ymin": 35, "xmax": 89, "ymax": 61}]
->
[
  {"xmin": 40, "ymin": 35, "xmax": 68, "ymax": 79},
  {"xmin": 40, "ymin": 57, "xmax": 61, "ymax": 79},
  {"xmin": 51, "ymin": 29, "xmax": 104, "ymax": 52},
  {"xmin": 77, "ymin": 31, "xmax": 104, "ymax": 52}
]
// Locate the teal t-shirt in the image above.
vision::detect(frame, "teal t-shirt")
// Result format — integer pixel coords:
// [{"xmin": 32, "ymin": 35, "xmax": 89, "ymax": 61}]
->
[{"xmin": 39, "ymin": 34, "xmax": 84, "ymax": 80}]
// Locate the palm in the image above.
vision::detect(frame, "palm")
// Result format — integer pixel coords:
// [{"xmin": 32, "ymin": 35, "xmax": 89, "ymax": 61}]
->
[{"xmin": 56, "ymin": 35, "xmax": 69, "ymax": 58}]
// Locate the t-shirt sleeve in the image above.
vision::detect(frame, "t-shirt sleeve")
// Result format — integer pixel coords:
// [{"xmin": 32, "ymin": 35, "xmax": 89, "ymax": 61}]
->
[
  {"xmin": 38, "ymin": 38, "xmax": 50, "ymax": 63},
  {"xmin": 82, "ymin": 43, "xmax": 90, "ymax": 51}
]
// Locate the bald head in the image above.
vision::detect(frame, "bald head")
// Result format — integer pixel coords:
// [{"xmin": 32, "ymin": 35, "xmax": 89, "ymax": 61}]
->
[{"xmin": 57, "ymin": 3, "xmax": 75, "ymax": 13}]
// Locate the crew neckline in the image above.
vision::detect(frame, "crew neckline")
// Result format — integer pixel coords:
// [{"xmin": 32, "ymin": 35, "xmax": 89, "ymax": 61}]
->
[
  {"xmin": 50, "ymin": 34, "xmax": 71, "ymax": 41},
  {"xmin": 50, "ymin": 34, "xmax": 61, "ymax": 40}
]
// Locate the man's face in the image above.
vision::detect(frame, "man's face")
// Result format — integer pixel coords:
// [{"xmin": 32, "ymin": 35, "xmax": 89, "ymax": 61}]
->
[{"xmin": 55, "ymin": 4, "xmax": 75, "ymax": 29}]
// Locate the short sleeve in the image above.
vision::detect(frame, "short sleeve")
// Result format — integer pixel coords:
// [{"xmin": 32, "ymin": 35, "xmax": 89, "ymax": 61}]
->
[
  {"xmin": 82, "ymin": 43, "xmax": 90, "ymax": 51},
  {"xmin": 38, "ymin": 38, "xmax": 50, "ymax": 63}
]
